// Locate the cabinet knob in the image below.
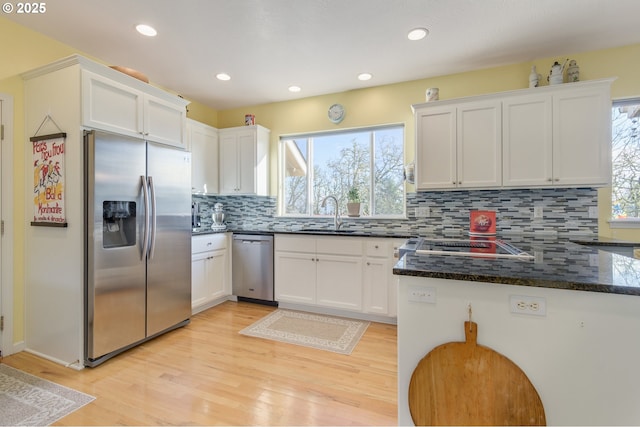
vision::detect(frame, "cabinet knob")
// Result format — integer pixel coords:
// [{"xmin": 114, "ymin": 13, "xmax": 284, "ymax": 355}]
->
[
  {"xmin": 554, "ymin": 178, "xmax": 560, "ymax": 182},
  {"xmin": 458, "ymin": 181, "xmax": 462, "ymax": 185},
  {"xmin": 375, "ymin": 245, "xmax": 379, "ymax": 249},
  {"xmin": 367, "ymin": 262, "xmax": 371, "ymax": 266},
  {"xmin": 547, "ymin": 178, "xmax": 553, "ymax": 182}
]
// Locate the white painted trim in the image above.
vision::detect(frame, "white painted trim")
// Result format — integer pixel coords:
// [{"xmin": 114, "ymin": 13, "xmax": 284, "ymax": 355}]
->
[
  {"xmin": 1, "ymin": 93, "xmax": 14, "ymax": 356},
  {"xmin": 608, "ymin": 219, "xmax": 640, "ymax": 229}
]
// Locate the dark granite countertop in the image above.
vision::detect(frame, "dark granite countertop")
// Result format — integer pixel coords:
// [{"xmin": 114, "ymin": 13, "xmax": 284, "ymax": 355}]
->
[
  {"xmin": 193, "ymin": 226, "xmax": 413, "ymax": 239},
  {"xmin": 393, "ymin": 235, "xmax": 640, "ymax": 297}
]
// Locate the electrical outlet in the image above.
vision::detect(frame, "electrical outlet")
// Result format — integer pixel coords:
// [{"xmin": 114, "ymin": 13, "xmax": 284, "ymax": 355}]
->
[
  {"xmin": 588, "ymin": 206, "xmax": 598, "ymax": 219},
  {"xmin": 533, "ymin": 205, "xmax": 543, "ymax": 219},
  {"xmin": 415, "ymin": 207, "xmax": 430, "ymax": 218},
  {"xmin": 408, "ymin": 286, "xmax": 436, "ymax": 303},
  {"xmin": 534, "ymin": 250, "xmax": 544, "ymax": 264},
  {"xmin": 510, "ymin": 295, "xmax": 546, "ymax": 316}
]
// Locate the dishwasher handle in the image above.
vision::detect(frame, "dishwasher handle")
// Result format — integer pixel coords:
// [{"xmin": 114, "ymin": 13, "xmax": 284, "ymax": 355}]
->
[{"xmin": 238, "ymin": 239, "xmax": 269, "ymax": 244}]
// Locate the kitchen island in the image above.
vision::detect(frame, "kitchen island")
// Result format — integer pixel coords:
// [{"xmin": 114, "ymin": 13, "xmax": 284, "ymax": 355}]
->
[{"xmin": 394, "ymin": 236, "xmax": 640, "ymax": 425}]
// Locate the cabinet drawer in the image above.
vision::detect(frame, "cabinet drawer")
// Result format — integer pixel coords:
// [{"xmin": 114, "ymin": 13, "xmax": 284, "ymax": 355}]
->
[
  {"xmin": 365, "ymin": 239, "xmax": 392, "ymax": 257},
  {"xmin": 275, "ymin": 235, "xmax": 316, "ymax": 253},
  {"xmin": 192, "ymin": 233, "xmax": 227, "ymax": 254},
  {"xmin": 316, "ymin": 236, "xmax": 362, "ymax": 256}
]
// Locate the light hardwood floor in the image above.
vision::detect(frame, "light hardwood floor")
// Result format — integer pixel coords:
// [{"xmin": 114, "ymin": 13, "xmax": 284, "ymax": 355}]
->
[{"xmin": 2, "ymin": 301, "xmax": 398, "ymax": 425}]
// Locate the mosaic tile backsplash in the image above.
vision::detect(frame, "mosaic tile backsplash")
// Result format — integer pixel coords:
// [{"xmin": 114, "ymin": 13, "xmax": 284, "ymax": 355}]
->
[{"xmin": 193, "ymin": 187, "xmax": 598, "ymax": 237}]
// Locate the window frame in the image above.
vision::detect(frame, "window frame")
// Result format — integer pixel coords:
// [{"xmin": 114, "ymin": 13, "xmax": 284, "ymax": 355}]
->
[
  {"xmin": 277, "ymin": 123, "xmax": 406, "ymax": 219},
  {"xmin": 609, "ymin": 97, "xmax": 640, "ymax": 229}
]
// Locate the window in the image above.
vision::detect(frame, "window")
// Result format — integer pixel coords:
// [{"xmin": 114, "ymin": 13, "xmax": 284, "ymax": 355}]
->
[
  {"xmin": 611, "ymin": 99, "xmax": 640, "ymax": 222},
  {"xmin": 279, "ymin": 125, "xmax": 405, "ymax": 217}
]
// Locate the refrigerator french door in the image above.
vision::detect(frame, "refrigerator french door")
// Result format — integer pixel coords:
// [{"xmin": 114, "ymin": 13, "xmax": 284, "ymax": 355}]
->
[{"xmin": 84, "ymin": 130, "xmax": 191, "ymax": 367}]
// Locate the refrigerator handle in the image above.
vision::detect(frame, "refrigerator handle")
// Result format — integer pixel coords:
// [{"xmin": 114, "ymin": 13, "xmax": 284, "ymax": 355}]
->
[
  {"xmin": 148, "ymin": 176, "xmax": 157, "ymax": 260},
  {"xmin": 141, "ymin": 175, "xmax": 150, "ymax": 261}
]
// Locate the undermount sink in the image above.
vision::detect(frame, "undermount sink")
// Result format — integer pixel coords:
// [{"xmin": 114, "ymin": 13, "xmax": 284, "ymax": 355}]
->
[{"xmin": 301, "ymin": 228, "xmax": 356, "ymax": 234}]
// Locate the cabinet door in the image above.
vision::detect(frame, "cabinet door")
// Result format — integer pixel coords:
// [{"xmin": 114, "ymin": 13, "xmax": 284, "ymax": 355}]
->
[
  {"xmin": 553, "ymin": 86, "xmax": 611, "ymax": 185},
  {"xmin": 457, "ymin": 100, "xmax": 502, "ymax": 188},
  {"xmin": 219, "ymin": 132, "xmax": 240, "ymax": 194},
  {"xmin": 363, "ymin": 257, "xmax": 390, "ymax": 315},
  {"xmin": 415, "ymin": 106, "xmax": 457, "ymax": 189},
  {"xmin": 316, "ymin": 255, "xmax": 363, "ymax": 311},
  {"xmin": 82, "ymin": 69, "xmax": 143, "ymax": 138},
  {"xmin": 188, "ymin": 120, "xmax": 219, "ymax": 194},
  {"xmin": 274, "ymin": 251, "xmax": 316, "ymax": 304},
  {"xmin": 191, "ymin": 252, "xmax": 210, "ymax": 309},
  {"xmin": 191, "ymin": 249, "xmax": 227, "ymax": 311},
  {"xmin": 236, "ymin": 130, "xmax": 257, "ymax": 194},
  {"xmin": 208, "ymin": 249, "xmax": 227, "ymax": 300},
  {"xmin": 503, "ymin": 95, "xmax": 553, "ymax": 187},
  {"xmin": 144, "ymin": 95, "xmax": 187, "ymax": 148}
]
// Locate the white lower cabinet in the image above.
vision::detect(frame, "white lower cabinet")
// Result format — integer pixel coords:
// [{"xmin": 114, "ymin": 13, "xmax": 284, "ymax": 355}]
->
[
  {"xmin": 316, "ymin": 254, "xmax": 363, "ymax": 311},
  {"xmin": 274, "ymin": 234, "xmax": 397, "ymax": 320},
  {"xmin": 273, "ymin": 251, "xmax": 316, "ymax": 304},
  {"xmin": 192, "ymin": 233, "xmax": 231, "ymax": 313}
]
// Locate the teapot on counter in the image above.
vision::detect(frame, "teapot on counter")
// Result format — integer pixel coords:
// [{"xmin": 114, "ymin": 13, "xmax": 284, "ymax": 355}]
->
[{"xmin": 548, "ymin": 59, "xmax": 568, "ymax": 85}]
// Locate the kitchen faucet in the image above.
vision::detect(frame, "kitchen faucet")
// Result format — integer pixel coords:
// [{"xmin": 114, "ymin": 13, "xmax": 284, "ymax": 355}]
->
[{"xmin": 321, "ymin": 195, "xmax": 343, "ymax": 230}]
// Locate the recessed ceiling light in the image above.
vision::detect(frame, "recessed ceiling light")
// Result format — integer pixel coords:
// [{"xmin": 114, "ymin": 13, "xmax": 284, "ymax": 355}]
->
[
  {"xmin": 407, "ymin": 27, "xmax": 428, "ymax": 41},
  {"xmin": 136, "ymin": 24, "xmax": 157, "ymax": 37},
  {"xmin": 288, "ymin": 85, "xmax": 301, "ymax": 93},
  {"xmin": 216, "ymin": 73, "xmax": 231, "ymax": 81},
  {"xmin": 358, "ymin": 73, "xmax": 373, "ymax": 81}
]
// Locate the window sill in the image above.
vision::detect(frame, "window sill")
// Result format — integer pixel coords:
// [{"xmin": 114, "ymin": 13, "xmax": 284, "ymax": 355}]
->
[{"xmin": 608, "ymin": 219, "xmax": 640, "ymax": 229}]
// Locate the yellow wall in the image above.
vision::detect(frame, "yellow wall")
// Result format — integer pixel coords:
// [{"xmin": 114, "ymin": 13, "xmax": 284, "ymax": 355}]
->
[
  {"xmin": 0, "ymin": 16, "xmax": 217, "ymax": 345},
  {"xmin": 219, "ymin": 43, "xmax": 640, "ymax": 239},
  {"xmin": 3, "ymin": 13, "xmax": 640, "ymax": 349}
]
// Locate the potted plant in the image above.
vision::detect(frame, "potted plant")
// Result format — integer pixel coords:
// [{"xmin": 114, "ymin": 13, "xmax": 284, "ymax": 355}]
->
[{"xmin": 347, "ymin": 187, "xmax": 361, "ymax": 217}]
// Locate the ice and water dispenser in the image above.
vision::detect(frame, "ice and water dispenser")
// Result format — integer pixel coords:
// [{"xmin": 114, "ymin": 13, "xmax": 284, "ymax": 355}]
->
[{"xmin": 102, "ymin": 200, "xmax": 136, "ymax": 248}]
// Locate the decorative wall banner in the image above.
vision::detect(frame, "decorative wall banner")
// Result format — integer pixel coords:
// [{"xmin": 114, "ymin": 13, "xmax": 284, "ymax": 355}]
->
[{"xmin": 30, "ymin": 132, "xmax": 67, "ymax": 227}]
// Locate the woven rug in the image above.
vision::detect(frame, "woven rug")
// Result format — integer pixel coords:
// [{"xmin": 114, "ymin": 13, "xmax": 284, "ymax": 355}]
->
[
  {"xmin": 239, "ymin": 309, "xmax": 369, "ymax": 355},
  {"xmin": 0, "ymin": 364, "xmax": 95, "ymax": 426}
]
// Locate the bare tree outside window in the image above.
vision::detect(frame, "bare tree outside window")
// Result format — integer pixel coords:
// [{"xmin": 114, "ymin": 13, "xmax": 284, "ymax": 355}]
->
[
  {"xmin": 611, "ymin": 100, "xmax": 640, "ymax": 219},
  {"xmin": 281, "ymin": 125, "xmax": 404, "ymax": 217}
]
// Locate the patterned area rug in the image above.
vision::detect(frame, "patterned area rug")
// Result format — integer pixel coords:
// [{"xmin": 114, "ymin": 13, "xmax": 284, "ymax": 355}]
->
[
  {"xmin": 0, "ymin": 364, "xmax": 95, "ymax": 426},
  {"xmin": 239, "ymin": 309, "xmax": 370, "ymax": 355}
]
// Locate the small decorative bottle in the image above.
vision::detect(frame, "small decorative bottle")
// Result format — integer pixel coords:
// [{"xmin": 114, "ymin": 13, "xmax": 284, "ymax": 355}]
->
[
  {"xmin": 528, "ymin": 65, "xmax": 540, "ymax": 88},
  {"xmin": 567, "ymin": 60, "xmax": 580, "ymax": 82}
]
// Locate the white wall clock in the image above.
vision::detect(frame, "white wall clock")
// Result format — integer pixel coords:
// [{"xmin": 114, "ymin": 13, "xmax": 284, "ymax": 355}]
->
[{"xmin": 328, "ymin": 103, "xmax": 345, "ymax": 124}]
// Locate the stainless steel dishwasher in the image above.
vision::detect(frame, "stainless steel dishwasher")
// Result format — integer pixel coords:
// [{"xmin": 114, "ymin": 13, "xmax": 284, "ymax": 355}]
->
[{"xmin": 232, "ymin": 233, "xmax": 276, "ymax": 305}]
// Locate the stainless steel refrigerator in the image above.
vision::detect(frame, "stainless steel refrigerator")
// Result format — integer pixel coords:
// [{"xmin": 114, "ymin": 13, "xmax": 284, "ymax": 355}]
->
[{"xmin": 84, "ymin": 130, "xmax": 192, "ymax": 367}]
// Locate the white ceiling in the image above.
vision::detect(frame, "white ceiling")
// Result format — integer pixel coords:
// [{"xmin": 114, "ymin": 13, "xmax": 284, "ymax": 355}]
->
[{"xmin": 7, "ymin": 0, "xmax": 640, "ymax": 110}]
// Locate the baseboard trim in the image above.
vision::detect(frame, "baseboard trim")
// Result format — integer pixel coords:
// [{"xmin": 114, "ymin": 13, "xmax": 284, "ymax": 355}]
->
[{"xmin": 277, "ymin": 302, "xmax": 397, "ymax": 325}]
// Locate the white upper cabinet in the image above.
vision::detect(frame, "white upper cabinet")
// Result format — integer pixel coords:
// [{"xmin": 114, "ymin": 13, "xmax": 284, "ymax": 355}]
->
[
  {"xmin": 415, "ymin": 105, "xmax": 457, "ymax": 189},
  {"xmin": 552, "ymin": 85, "xmax": 611, "ymax": 186},
  {"xmin": 503, "ymin": 80, "xmax": 612, "ymax": 187},
  {"xmin": 502, "ymin": 94, "xmax": 553, "ymax": 186},
  {"xmin": 414, "ymin": 100, "xmax": 501, "ymax": 190},
  {"xmin": 218, "ymin": 125, "xmax": 270, "ymax": 195},
  {"xmin": 81, "ymin": 65, "xmax": 188, "ymax": 148},
  {"xmin": 187, "ymin": 119, "xmax": 219, "ymax": 194},
  {"xmin": 414, "ymin": 78, "xmax": 614, "ymax": 191},
  {"xmin": 457, "ymin": 101, "xmax": 502, "ymax": 188}
]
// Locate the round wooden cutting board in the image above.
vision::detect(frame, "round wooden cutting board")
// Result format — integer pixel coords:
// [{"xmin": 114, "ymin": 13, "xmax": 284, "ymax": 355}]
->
[{"xmin": 408, "ymin": 321, "xmax": 546, "ymax": 426}]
